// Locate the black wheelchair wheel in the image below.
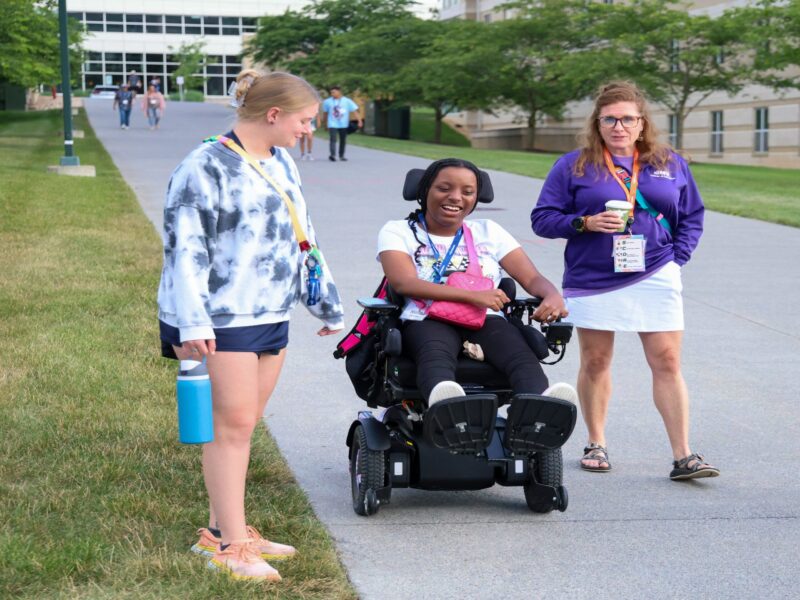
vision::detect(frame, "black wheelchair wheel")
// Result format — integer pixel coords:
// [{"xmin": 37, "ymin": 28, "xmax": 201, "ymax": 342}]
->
[
  {"xmin": 524, "ymin": 447, "xmax": 564, "ymax": 513},
  {"xmin": 350, "ymin": 424, "xmax": 385, "ymax": 516}
]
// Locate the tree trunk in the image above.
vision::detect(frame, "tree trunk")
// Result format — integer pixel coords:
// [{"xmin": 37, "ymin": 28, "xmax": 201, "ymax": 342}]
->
[
  {"xmin": 675, "ymin": 102, "xmax": 686, "ymax": 152},
  {"xmin": 434, "ymin": 106, "xmax": 443, "ymax": 144},
  {"xmin": 527, "ymin": 111, "xmax": 538, "ymax": 150}
]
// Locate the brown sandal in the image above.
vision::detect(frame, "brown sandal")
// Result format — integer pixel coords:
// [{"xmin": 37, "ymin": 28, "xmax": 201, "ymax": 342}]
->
[
  {"xmin": 670, "ymin": 453, "xmax": 719, "ymax": 480},
  {"xmin": 580, "ymin": 443, "xmax": 611, "ymax": 472}
]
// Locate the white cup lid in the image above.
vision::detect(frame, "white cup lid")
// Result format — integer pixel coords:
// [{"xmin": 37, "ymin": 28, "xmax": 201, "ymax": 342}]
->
[{"xmin": 605, "ymin": 200, "xmax": 633, "ymax": 210}]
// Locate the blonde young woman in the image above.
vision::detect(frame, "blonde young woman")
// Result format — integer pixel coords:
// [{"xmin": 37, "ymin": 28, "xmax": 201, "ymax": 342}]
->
[
  {"xmin": 532, "ymin": 81, "xmax": 718, "ymax": 481},
  {"xmin": 157, "ymin": 69, "xmax": 344, "ymax": 581}
]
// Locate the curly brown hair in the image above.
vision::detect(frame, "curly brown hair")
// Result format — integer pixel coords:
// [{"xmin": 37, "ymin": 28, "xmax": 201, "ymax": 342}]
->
[{"xmin": 574, "ymin": 80, "xmax": 672, "ymax": 177}]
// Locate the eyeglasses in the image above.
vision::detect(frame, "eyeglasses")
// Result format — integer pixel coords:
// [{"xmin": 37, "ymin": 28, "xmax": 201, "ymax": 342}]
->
[{"xmin": 598, "ymin": 115, "xmax": 642, "ymax": 129}]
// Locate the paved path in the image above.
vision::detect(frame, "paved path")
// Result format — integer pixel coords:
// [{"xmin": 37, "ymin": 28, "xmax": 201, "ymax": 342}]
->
[{"xmin": 87, "ymin": 101, "xmax": 800, "ymax": 600}]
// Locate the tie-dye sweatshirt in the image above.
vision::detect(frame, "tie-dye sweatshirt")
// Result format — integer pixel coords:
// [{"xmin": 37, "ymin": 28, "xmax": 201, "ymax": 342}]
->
[{"xmin": 157, "ymin": 141, "xmax": 344, "ymax": 342}]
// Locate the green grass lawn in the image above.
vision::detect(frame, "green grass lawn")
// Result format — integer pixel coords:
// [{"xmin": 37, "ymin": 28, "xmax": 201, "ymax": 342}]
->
[
  {"xmin": 345, "ymin": 119, "xmax": 800, "ymax": 228},
  {"xmin": 0, "ymin": 110, "xmax": 356, "ymax": 599}
]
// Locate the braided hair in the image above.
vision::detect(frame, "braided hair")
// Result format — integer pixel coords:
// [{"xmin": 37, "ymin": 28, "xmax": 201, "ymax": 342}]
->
[{"xmin": 405, "ymin": 158, "xmax": 482, "ymax": 267}]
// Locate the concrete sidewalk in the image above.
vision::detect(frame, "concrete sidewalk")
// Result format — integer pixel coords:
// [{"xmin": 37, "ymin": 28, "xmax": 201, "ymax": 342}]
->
[{"xmin": 87, "ymin": 101, "xmax": 800, "ymax": 600}]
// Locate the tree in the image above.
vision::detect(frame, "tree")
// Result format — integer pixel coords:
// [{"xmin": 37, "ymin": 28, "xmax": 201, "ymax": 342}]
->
[
  {"xmin": 321, "ymin": 17, "xmax": 502, "ymax": 143},
  {"xmin": 492, "ymin": 0, "xmax": 619, "ymax": 148},
  {"xmin": 612, "ymin": 0, "xmax": 754, "ymax": 151},
  {"xmin": 246, "ymin": 0, "xmax": 418, "ymax": 85},
  {"xmin": 169, "ymin": 41, "xmax": 212, "ymax": 92},
  {"xmin": 739, "ymin": 0, "xmax": 800, "ymax": 90},
  {"xmin": 0, "ymin": 0, "xmax": 83, "ymax": 88}
]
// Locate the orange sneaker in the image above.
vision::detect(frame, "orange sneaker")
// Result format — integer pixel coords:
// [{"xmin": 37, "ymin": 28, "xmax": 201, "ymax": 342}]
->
[
  {"xmin": 190, "ymin": 528, "xmax": 219, "ymax": 558},
  {"xmin": 207, "ymin": 539, "xmax": 281, "ymax": 581},
  {"xmin": 246, "ymin": 525, "xmax": 297, "ymax": 561},
  {"xmin": 191, "ymin": 527, "xmax": 297, "ymax": 561}
]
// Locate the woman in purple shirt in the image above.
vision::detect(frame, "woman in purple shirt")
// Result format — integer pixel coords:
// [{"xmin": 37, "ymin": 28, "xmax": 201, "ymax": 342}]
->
[{"xmin": 532, "ymin": 81, "xmax": 718, "ymax": 481}]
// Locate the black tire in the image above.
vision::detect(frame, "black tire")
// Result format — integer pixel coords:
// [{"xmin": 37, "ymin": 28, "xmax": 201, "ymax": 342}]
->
[
  {"xmin": 350, "ymin": 425, "xmax": 386, "ymax": 516},
  {"xmin": 524, "ymin": 447, "xmax": 564, "ymax": 513}
]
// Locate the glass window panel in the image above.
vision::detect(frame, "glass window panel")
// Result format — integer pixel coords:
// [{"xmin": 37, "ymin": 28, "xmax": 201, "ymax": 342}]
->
[
  {"xmin": 185, "ymin": 26, "xmax": 201, "ymax": 34},
  {"xmin": 208, "ymin": 55, "xmax": 223, "ymax": 63},
  {"xmin": 185, "ymin": 16, "xmax": 201, "ymax": 26},
  {"xmin": 107, "ymin": 24, "xmax": 123, "ymax": 32},
  {"xmin": 146, "ymin": 25, "xmax": 163, "ymax": 33},
  {"xmin": 86, "ymin": 62, "xmax": 103, "ymax": 72},
  {"xmin": 87, "ymin": 51, "xmax": 102, "ymax": 61},
  {"xmin": 106, "ymin": 13, "xmax": 123, "ymax": 22},
  {"xmin": 204, "ymin": 16, "xmax": 220, "ymax": 25},
  {"xmin": 146, "ymin": 15, "xmax": 163, "ymax": 23},
  {"xmin": 126, "ymin": 24, "xmax": 143, "ymax": 33},
  {"xmin": 225, "ymin": 65, "xmax": 241, "ymax": 75},
  {"xmin": 206, "ymin": 64, "xmax": 223, "ymax": 74},
  {"xmin": 166, "ymin": 15, "xmax": 181, "ymax": 23},
  {"xmin": 241, "ymin": 17, "xmax": 256, "ymax": 31},
  {"xmin": 105, "ymin": 52, "xmax": 122, "ymax": 61},
  {"xmin": 125, "ymin": 53, "xmax": 143, "ymax": 61},
  {"xmin": 146, "ymin": 53, "xmax": 163, "ymax": 62},
  {"xmin": 127, "ymin": 14, "xmax": 143, "ymax": 23},
  {"xmin": 222, "ymin": 27, "xmax": 239, "ymax": 36},
  {"xmin": 67, "ymin": 12, "xmax": 83, "ymax": 21},
  {"xmin": 166, "ymin": 64, "xmax": 179, "ymax": 74},
  {"xmin": 166, "ymin": 25, "xmax": 182, "ymax": 34},
  {"xmin": 225, "ymin": 55, "xmax": 240, "ymax": 64},
  {"xmin": 105, "ymin": 62, "xmax": 124, "ymax": 73},
  {"xmin": 204, "ymin": 26, "xmax": 220, "ymax": 35},
  {"xmin": 87, "ymin": 23, "xmax": 103, "ymax": 32},
  {"xmin": 166, "ymin": 55, "xmax": 178, "ymax": 64},
  {"xmin": 85, "ymin": 12, "xmax": 103, "ymax": 21},
  {"xmin": 222, "ymin": 17, "xmax": 239, "ymax": 25},
  {"xmin": 146, "ymin": 64, "xmax": 165, "ymax": 74},
  {"xmin": 206, "ymin": 77, "xmax": 224, "ymax": 96}
]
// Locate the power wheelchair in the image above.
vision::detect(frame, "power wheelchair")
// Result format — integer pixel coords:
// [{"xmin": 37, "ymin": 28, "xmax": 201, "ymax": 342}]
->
[{"xmin": 335, "ymin": 168, "xmax": 578, "ymax": 517}]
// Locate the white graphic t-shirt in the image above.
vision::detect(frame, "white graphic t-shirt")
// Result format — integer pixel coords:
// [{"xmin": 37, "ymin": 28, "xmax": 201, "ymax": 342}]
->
[{"xmin": 377, "ymin": 217, "xmax": 520, "ymax": 319}]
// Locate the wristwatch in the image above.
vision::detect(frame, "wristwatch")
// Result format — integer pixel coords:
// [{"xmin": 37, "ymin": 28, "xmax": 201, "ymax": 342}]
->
[{"xmin": 571, "ymin": 216, "xmax": 587, "ymax": 233}]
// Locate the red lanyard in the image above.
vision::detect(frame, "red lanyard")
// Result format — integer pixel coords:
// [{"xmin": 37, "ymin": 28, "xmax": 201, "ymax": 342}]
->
[{"xmin": 603, "ymin": 147, "xmax": 639, "ymax": 221}]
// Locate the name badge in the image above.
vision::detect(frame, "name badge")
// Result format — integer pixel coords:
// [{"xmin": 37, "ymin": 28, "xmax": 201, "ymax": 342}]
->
[
  {"xmin": 613, "ymin": 234, "xmax": 646, "ymax": 273},
  {"xmin": 401, "ymin": 299, "xmax": 429, "ymax": 321}
]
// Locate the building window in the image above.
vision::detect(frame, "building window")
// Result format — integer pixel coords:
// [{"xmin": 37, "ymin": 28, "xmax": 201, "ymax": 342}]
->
[
  {"xmin": 106, "ymin": 13, "xmax": 123, "ymax": 33},
  {"xmin": 668, "ymin": 114, "xmax": 678, "ymax": 148},
  {"xmin": 165, "ymin": 15, "xmax": 182, "ymax": 34},
  {"xmin": 754, "ymin": 107, "xmax": 769, "ymax": 153},
  {"xmin": 710, "ymin": 111, "xmax": 723, "ymax": 154},
  {"xmin": 222, "ymin": 16, "xmax": 240, "ymax": 35},
  {"xmin": 146, "ymin": 14, "xmax": 163, "ymax": 34},
  {"xmin": 184, "ymin": 16, "xmax": 202, "ymax": 35},
  {"xmin": 242, "ymin": 17, "xmax": 257, "ymax": 32},
  {"xmin": 126, "ymin": 14, "xmax": 143, "ymax": 33}
]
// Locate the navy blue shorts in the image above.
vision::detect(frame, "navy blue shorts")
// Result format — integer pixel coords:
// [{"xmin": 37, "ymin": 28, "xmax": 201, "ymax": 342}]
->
[{"xmin": 159, "ymin": 320, "xmax": 289, "ymax": 360}]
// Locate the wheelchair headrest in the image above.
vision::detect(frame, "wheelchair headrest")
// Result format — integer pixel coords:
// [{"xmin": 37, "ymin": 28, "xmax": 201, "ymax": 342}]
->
[{"xmin": 402, "ymin": 168, "xmax": 494, "ymax": 204}]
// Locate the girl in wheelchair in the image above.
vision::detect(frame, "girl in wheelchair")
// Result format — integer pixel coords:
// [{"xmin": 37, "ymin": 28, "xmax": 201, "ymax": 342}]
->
[{"xmin": 377, "ymin": 158, "xmax": 576, "ymax": 408}]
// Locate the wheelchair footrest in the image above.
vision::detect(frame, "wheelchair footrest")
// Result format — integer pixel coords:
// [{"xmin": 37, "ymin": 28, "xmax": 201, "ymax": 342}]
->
[
  {"xmin": 423, "ymin": 394, "xmax": 498, "ymax": 454},
  {"xmin": 504, "ymin": 393, "xmax": 577, "ymax": 454}
]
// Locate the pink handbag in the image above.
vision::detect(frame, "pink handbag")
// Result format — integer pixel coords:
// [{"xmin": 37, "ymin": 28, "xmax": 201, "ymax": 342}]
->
[{"xmin": 427, "ymin": 224, "xmax": 493, "ymax": 330}]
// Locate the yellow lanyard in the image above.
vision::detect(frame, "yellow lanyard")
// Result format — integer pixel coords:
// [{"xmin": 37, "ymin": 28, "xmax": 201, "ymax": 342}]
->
[
  {"xmin": 218, "ymin": 135, "xmax": 312, "ymax": 252},
  {"xmin": 603, "ymin": 147, "xmax": 640, "ymax": 222}
]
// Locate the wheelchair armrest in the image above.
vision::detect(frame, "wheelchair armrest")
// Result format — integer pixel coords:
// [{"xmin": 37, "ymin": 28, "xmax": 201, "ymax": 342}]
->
[
  {"xmin": 357, "ymin": 297, "xmax": 399, "ymax": 314},
  {"xmin": 511, "ymin": 296, "xmax": 542, "ymax": 308}
]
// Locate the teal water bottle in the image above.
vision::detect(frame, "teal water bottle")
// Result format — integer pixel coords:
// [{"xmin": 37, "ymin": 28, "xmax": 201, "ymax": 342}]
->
[{"xmin": 176, "ymin": 359, "xmax": 214, "ymax": 444}]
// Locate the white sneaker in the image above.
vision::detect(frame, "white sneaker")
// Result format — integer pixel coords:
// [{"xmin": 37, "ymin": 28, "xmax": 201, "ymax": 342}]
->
[
  {"xmin": 306, "ymin": 154, "xmax": 314, "ymax": 161},
  {"xmin": 428, "ymin": 380, "xmax": 465, "ymax": 407},
  {"xmin": 541, "ymin": 382, "xmax": 578, "ymax": 403}
]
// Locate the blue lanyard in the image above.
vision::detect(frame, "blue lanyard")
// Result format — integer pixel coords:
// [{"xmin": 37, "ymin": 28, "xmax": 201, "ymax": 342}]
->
[{"xmin": 418, "ymin": 214, "xmax": 463, "ymax": 283}]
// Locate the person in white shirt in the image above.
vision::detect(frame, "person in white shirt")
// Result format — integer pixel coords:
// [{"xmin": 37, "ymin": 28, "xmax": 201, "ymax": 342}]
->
[
  {"xmin": 321, "ymin": 86, "xmax": 362, "ymax": 162},
  {"xmin": 377, "ymin": 158, "xmax": 570, "ymax": 406}
]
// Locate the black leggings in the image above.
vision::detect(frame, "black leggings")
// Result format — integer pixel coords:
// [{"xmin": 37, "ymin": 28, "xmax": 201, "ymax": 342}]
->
[{"xmin": 403, "ymin": 316, "xmax": 548, "ymax": 401}]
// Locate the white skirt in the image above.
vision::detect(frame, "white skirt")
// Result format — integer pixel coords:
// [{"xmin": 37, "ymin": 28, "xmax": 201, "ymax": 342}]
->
[{"xmin": 565, "ymin": 262, "xmax": 684, "ymax": 332}]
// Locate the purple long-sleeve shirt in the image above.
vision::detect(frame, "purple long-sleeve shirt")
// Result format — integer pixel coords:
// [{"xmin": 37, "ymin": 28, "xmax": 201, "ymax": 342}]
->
[{"xmin": 531, "ymin": 150, "xmax": 704, "ymax": 296}]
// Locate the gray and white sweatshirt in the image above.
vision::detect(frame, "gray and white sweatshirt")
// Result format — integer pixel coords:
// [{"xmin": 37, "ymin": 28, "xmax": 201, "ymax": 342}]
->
[{"xmin": 157, "ymin": 140, "xmax": 344, "ymax": 342}]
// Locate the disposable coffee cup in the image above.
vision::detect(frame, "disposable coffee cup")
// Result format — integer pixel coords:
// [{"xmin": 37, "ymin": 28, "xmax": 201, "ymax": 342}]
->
[{"xmin": 605, "ymin": 200, "xmax": 633, "ymax": 232}]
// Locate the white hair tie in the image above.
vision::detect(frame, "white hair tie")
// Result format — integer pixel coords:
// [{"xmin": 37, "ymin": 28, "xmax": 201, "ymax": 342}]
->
[{"xmin": 228, "ymin": 76, "xmax": 254, "ymax": 108}]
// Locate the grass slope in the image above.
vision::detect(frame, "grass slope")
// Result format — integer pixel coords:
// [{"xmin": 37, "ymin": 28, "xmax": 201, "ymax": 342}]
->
[{"xmin": 0, "ymin": 110, "xmax": 355, "ymax": 599}]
